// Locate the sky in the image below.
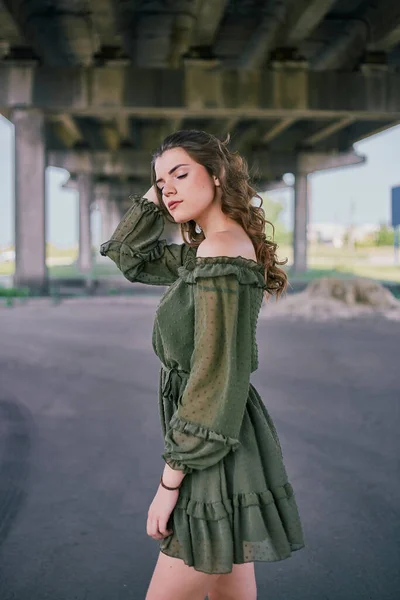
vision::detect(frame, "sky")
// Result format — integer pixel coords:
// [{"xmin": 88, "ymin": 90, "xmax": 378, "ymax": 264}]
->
[{"xmin": 0, "ymin": 115, "xmax": 399, "ymax": 248}]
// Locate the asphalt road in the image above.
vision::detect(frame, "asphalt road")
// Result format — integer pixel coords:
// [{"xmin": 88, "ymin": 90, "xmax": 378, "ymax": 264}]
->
[{"xmin": 0, "ymin": 296, "xmax": 399, "ymax": 600}]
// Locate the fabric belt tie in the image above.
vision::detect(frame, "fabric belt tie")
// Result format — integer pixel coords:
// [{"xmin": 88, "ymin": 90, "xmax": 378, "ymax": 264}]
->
[{"xmin": 161, "ymin": 365, "xmax": 189, "ymax": 402}]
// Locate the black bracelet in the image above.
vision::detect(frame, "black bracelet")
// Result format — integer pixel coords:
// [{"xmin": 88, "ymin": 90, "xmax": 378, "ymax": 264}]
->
[{"xmin": 160, "ymin": 475, "xmax": 181, "ymax": 491}]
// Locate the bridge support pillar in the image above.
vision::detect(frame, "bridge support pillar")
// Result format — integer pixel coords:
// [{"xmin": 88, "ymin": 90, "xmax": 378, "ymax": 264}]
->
[
  {"xmin": 110, "ymin": 199, "xmax": 123, "ymax": 234},
  {"xmin": 292, "ymin": 150, "xmax": 365, "ymax": 274},
  {"xmin": 293, "ymin": 170, "xmax": 309, "ymax": 274},
  {"xmin": 97, "ymin": 196, "xmax": 113, "ymax": 243},
  {"xmin": 77, "ymin": 173, "xmax": 93, "ymax": 275},
  {"xmin": 12, "ymin": 109, "xmax": 48, "ymax": 293}
]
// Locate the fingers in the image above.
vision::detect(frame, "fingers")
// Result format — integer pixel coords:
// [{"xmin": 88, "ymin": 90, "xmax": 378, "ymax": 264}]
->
[
  {"xmin": 147, "ymin": 517, "xmax": 173, "ymax": 540},
  {"xmin": 158, "ymin": 519, "xmax": 173, "ymax": 538}
]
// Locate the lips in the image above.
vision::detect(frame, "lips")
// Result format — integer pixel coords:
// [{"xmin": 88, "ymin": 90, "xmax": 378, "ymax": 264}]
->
[{"xmin": 168, "ymin": 201, "xmax": 182, "ymax": 210}]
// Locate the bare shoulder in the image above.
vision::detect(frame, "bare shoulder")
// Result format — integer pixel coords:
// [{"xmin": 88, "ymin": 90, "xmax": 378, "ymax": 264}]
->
[{"xmin": 196, "ymin": 232, "xmax": 257, "ymax": 261}]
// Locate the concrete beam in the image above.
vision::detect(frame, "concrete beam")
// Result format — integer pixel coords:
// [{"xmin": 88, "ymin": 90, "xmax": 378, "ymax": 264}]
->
[
  {"xmin": 347, "ymin": 120, "xmax": 400, "ymax": 144},
  {"xmin": 88, "ymin": 0, "xmax": 119, "ymax": 48},
  {"xmin": 49, "ymin": 148, "xmax": 298, "ymax": 179},
  {"xmin": 282, "ymin": 0, "xmax": 336, "ymax": 45},
  {"xmin": 101, "ymin": 120, "xmax": 120, "ymax": 151},
  {"xmin": 311, "ymin": 20, "xmax": 368, "ymax": 71},
  {"xmin": 168, "ymin": 1, "xmax": 198, "ymax": 69},
  {"xmin": 262, "ymin": 117, "xmax": 296, "ymax": 143},
  {"xmin": 312, "ymin": 1, "xmax": 400, "ymax": 70},
  {"xmin": 0, "ymin": 0, "xmax": 26, "ymax": 48},
  {"xmin": 191, "ymin": 0, "xmax": 228, "ymax": 46},
  {"xmin": 303, "ymin": 117, "xmax": 355, "ymax": 147},
  {"xmin": 2, "ymin": 65, "xmax": 400, "ymax": 119},
  {"xmin": 49, "ymin": 148, "xmax": 365, "ymax": 182},
  {"xmin": 117, "ymin": 0, "xmax": 198, "ymax": 69},
  {"xmin": 119, "ymin": 7, "xmax": 171, "ymax": 68},
  {"xmin": 297, "ymin": 150, "xmax": 366, "ymax": 174},
  {"xmin": 238, "ymin": 0, "xmax": 287, "ymax": 70},
  {"xmin": 367, "ymin": 2, "xmax": 400, "ymax": 52},
  {"xmin": 3, "ymin": 0, "xmax": 99, "ymax": 66},
  {"xmin": 48, "ymin": 113, "xmax": 84, "ymax": 148}
]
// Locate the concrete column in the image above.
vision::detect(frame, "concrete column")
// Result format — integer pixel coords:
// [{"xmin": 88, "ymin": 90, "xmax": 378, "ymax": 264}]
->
[
  {"xmin": 96, "ymin": 196, "xmax": 112, "ymax": 243},
  {"xmin": 293, "ymin": 171, "xmax": 309, "ymax": 274},
  {"xmin": 77, "ymin": 173, "xmax": 93, "ymax": 274},
  {"xmin": 12, "ymin": 109, "xmax": 48, "ymax": 293},
  {"xmin": 109, "ymin": 199, "xmax": 122, "ymax": 233}
]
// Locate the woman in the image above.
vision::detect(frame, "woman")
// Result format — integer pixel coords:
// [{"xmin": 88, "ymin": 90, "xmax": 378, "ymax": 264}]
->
[{"xmin": 100, "ymin": 130, "xmax": 305, "ymax": 600}]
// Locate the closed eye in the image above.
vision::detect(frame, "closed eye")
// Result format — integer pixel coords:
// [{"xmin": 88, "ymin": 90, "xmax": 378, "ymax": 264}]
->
[{"xmin": 158, "ymin": 173, "xmax": 188, "ymax": 192}]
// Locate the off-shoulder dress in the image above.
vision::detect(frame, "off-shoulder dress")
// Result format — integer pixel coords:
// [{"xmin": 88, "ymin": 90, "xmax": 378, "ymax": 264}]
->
[{"xmin": 100, "ymin": 195, "xmax": 305, "ymax": 574}]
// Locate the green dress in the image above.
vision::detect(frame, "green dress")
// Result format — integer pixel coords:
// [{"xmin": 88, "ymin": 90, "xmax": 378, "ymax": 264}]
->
[{"xmin": 100, "ymin": 195, "xmax": 305, "ymax": 574}]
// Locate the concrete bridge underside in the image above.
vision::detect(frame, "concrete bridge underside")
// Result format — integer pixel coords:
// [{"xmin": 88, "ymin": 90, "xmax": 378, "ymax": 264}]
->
[{"xmin": 1, "ymin": 0, "xmax": 400, "ymax": 291}]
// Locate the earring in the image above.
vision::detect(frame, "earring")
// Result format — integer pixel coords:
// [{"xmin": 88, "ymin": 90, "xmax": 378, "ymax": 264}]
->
[{"xmin": 195, "ymin": 222, "xmax": 202, "ymax": 234}]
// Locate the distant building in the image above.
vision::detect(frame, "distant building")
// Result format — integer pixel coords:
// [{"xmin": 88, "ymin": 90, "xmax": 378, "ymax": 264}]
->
[
  {"xmin": 308, "ymin": 223, "xmax": 347, "ymax": 247},
  {"xmin": 308, "ymin": 223, "xmax": 380, "ymax": 247},
  {"xmin": 0, "ymin": 249, "xmax": 15, "ymax": 262}
]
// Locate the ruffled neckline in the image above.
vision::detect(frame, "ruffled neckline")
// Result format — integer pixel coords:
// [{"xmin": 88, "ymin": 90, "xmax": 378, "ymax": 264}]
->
[
  {"xmin": 179, "ymin": 253, "xmax": 267, "ymax": 289},
  {"xmin": 187, "ymin": 254, "xmax": 264, "ymax": 272}
]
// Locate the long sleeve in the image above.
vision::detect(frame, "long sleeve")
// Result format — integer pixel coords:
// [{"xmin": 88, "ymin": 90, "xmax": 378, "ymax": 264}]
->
[
  {"xmin": 99, "ymin": 195, "xmax": 195, "ymax": 286},
  {"xmin": 162, "ymin": 273, "xmax": 253, "ymax": 473}
]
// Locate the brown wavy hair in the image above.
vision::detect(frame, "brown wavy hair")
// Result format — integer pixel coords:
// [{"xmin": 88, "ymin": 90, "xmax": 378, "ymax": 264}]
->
[{"xmin": 151, "ymin": 129, "xmax": 288, "ymax": 299}]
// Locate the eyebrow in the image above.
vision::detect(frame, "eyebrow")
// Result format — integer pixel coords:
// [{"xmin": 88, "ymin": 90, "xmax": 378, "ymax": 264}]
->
[{"xmin": 156, "ymin": 163, "xmax": 189, "ymax": 184}]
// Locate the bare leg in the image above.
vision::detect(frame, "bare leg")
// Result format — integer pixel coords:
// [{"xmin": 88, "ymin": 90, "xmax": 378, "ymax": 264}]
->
[
  {"xmin": 145, "ymin": 551, "xmax": 221, "ymax": 600},
  {"xmin": 207, "ymin": 562, "xmax": 257, "ymax": 600}
]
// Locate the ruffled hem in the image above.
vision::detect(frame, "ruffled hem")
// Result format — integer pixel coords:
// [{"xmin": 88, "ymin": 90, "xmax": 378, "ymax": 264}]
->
[
  {"xmin": 159, "ymin": 483, "xmax": 305, "ymax": 573},
  {"xmin": 178, "ymin": 255, "xmax": 267, "ymax": 289},
  {"xmin": 175, "ymin": 482, "xmax": 293, "ymax": 520},
  {"xmin": 129, "ymin": 193, "xmax": 164, "ymax": 215},
  {"xmin": 99, "ymin": 238, "xmax": 167, "ymax": 265},
  {"xmin": 168, "ymin": 414, "xmax": 241, "ymax": 450},
  {"xmin": 99, "ymin": 194, "xmax": 168, "ymax": 276}
]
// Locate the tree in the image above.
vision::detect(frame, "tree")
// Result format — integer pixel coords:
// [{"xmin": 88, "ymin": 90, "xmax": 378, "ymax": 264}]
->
[
  {"xmin": 257, "ymin": 193, "xmax": 290, "ymax": 244},
  {"xmin": 375, "ymin": 224, "xmax": 394, "ymax": 246}
]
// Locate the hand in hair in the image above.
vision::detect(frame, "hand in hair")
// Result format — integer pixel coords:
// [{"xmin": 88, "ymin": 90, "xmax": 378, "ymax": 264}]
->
[{"xmin": 143, "ymin": 185, "xmax": 160, "ymax": 207}]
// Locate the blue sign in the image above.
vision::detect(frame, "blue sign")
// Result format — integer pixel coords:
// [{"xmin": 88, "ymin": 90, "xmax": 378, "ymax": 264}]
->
[{"xmin": 392, "ymin": 186, "xmax": 400, "ymax": 228}]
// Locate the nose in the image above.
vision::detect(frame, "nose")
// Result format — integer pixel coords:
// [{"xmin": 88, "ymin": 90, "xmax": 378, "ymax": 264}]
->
[{"xmin": 163, "ymin": 180, "xmax": 176, "ymax": 197}]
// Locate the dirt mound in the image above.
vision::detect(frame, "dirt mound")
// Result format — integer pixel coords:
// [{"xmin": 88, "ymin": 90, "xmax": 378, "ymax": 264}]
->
[{"xmin": 261, "ymin": 277, "xmax": 400, "ymax": 322}]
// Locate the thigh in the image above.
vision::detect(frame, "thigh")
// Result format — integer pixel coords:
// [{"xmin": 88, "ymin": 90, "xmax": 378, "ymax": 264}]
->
[
  {"xmin": 207, "ymin": 562, "xmax": 257, "ymax": 600},
  {"xmin": 145, "ymin": 551, "xmax": 221, "ymax": 600}
]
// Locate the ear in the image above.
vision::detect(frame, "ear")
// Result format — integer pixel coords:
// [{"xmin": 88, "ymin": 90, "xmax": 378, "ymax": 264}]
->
[{"xmin": 213, "ymin": 165, "xmax": 225, "ymax": 187}]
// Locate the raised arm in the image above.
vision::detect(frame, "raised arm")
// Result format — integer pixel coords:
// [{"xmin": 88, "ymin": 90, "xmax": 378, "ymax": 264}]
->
[{"xmin": 99, "ymin": 190, "xmax": 195, "ymax": 286}]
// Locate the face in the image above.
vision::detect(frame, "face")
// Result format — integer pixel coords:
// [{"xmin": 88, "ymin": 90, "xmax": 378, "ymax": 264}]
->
[{"xmin": 154, "ymin": 147, "xmax": 219, "ymax": 223}]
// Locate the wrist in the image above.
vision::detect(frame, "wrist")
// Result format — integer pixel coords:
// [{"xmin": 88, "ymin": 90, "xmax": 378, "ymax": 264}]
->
[
  {"xmin": 162, "ymin": 462, "xmax": 186, "ymax": 489},
  {"xmin": 160, "ymin": 475, "xmax": 181, "ymax": 491}
]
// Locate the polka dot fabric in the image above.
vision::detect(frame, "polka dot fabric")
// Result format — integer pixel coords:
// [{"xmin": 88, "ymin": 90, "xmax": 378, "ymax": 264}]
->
[
  {"xmin": 100, "ymin": 195, "xmax": 306, "ymax": 574},
  {"xmin": 162, "ymin": 274, "xmax": 255, "ymax": 471}
]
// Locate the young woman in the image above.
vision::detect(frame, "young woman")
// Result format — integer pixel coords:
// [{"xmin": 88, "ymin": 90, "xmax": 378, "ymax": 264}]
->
[{"xmin": 100, "ymin": 130, "xmax": 305, "ymax": 600}]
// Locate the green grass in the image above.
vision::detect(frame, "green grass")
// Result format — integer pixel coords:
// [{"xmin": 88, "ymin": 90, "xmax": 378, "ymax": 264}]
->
[
  {"xmin": 286, "ymin": 264, "xmax": 400, "ymax": 283},
  {"xmin": 1, "ymin": 245, "xmax": 399, "ymax": 284},
  {"xmin": 0, "ymin": 286, "xmax": 29, "ymax": 297}
]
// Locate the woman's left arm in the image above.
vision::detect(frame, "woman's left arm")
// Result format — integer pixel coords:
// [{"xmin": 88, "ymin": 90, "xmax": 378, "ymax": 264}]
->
[
  {"xmin": 162, "ymin": 273, "xmax": 253, "ymax": 473},
  {"xmin": 147, "ymin": 464, "xmax": 185, "ymax": 541}
]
